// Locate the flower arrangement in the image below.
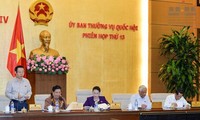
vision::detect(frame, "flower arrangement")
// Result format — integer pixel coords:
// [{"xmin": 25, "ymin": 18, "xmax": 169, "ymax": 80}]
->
[{"xmin": 27, "ymin": 54, "xmax": 69, "ymax": 75}]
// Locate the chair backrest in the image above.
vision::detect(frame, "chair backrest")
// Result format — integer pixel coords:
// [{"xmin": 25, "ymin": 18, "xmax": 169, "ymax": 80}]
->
[
  {"xmin": 112, "ymin": 93, "xmax": 132, "ymax": 110},
  {"xmin": 76, "ymin": 89, "xmax": 92, "ymax": 103},
  {"xmin": 34, "ymin": 94, "xmax": 50, "ymax": 110},
  {"xmin": 0, "ymin": 95, "xmax": 10, "ymax": 111},
  {"xmin": 150, "ymin": 93, "xmax": 173, "ymax": 108}
]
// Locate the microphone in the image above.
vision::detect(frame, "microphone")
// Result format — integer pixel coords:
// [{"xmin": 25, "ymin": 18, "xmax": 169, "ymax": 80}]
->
[
  {"xmin": 59, "ymin": 96, "xmax": 65, "ymax": 109},
  {"xmin": 59, "ymin": 96, "xmax": 63, "ymax": 101}
]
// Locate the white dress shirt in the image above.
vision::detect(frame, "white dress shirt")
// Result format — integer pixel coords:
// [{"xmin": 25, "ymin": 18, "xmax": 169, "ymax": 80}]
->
[
  {"xmin": 5, "ymin": 77, "xmax": 32, "ymax": 101},
  {"xmin": 164, "ymin": 94, "xmax": 190, "ymax": 108},
  {"xmin": 129, "ymin": 93, "xmax": 152, "ymax": 110}
]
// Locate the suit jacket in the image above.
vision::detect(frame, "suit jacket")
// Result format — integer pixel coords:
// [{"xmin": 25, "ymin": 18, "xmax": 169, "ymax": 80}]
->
[{"xmin": 83, "ymin": 96, "xmax": 109, "ymax": 107}]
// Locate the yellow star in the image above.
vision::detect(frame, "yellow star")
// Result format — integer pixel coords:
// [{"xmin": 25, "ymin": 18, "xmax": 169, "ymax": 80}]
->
[
  {"xmin": 9, "ymin": 39, "xmax": 25, "ymax": 62},
  {"xmin": 39, "ymin": 3, "xmax": 45, "ymax": 11}
]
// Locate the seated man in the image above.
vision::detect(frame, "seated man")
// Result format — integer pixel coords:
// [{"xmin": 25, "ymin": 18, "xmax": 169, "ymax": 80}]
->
[
  {"xmin": 44, "ymin": 85, "xmax": 67, "ymax": 110},
  {"xmin": 164, "ymin": 89, "xmax": 190, "ymax": 109},
  {"xmin": 83, "ymin": 86, "xmax": 110, "ymax": 110},
  {"xmin": 128, "ymin": 85, "xmax": 152, "ymax": 110},
  {"xmin": 29, "ymin": 30, "xmax": 59, "ymax": 58}
]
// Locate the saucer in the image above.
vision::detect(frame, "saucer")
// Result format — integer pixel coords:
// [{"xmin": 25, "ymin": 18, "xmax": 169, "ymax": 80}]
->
[
  {"xmin": 47, "ymin": 110, "xmax": 53, "ymax": 113},
  {"xmin": 17, "ymin": 111, "xmax": 23, "ymax": 113},
  {"xmin": 60, "ymin": 109, "xmax": 70, "ymax": 112},
  {"xmin": 4, "ymin": 111, "xmax": 10, "ymax": 114},
  {"xmin": 3, "ymin": 111, "xmax": 16, "ymax": 114}
]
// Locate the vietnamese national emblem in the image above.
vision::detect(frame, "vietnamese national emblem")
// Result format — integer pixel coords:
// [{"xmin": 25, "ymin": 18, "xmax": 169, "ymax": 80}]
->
[{"xmin": 29, "ymin": 0, "xmax": 53, "ymax": 26}]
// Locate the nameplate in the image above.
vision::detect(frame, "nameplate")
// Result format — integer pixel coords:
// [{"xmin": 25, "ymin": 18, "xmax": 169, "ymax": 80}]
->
[
  {"xmin": 29, "ymin": 104, "xmax": 42, "ymax": 110},
  {"xmin": 152, "ymin": 102, "xmax": 162, "ymax": 108},
  {"xmin": 192, "ymin": 101, "xmax": 200, "ymax": 107},
  {"xmin": 110, "ymin": 103, "xmax": 121, "ymax": 109}
]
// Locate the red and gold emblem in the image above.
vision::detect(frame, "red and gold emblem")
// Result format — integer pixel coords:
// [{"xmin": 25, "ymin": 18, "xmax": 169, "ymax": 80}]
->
[{"xmin": 29, "ymin": 0, "xmax": 53, "ymax": 26}]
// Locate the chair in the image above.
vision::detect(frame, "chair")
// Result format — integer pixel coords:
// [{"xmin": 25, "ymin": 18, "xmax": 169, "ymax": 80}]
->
[
  {"xmin": 112, "ymin": 93, "xmax": 132, "ymax": 110},
  {"xmin": 150, "ymin": 93, "xmax": 172, "ymax": 108},
  {"xmin": 0, "ymin": 95, "xmax": 10, "ymax": 111},
  {"xmin": 34, "ymin": 94, "xmax": 50, "ymax": 110},
  {"xmin": 76, "ymin": 89, "xmax": 92, "ymax": 103}
]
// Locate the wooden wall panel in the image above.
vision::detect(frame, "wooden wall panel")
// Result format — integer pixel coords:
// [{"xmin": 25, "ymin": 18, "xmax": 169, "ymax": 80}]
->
[
  {"xmin": 151, "ymin": 49, "xmax": 167, "ymax": 73},
  {"xmin": 151, "ymin": 72, "xmax": 166, "ymax": 93},
  {"xmin": 151, "ymin": 1, "xmax": 195, "ymax": 26}
]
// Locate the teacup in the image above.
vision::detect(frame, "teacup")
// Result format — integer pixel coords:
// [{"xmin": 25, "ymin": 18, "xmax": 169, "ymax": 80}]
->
[
  {"xmin": 5, "ymin": 105, "xmax": 10, "ymax": 113},
  {"xmin": 127, "ymin": 103, "xmax": 133, "ymax": 111},
  {"xmin": 48, "ymin": 105, "xmax": 53, "ymax": 112}
]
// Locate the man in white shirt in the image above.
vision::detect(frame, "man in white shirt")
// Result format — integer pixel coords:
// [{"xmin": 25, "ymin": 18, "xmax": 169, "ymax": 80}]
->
[
  {"xmin": 164, "ymin": 89, "xmax": 190, "ymax": 109},
  {"xmin": 5, "ymin": 65, "xmax": 32, "ymax": 111},
  {"xmin": 128, "ymin": 85, "xmax": 152, "ymax": 110}
]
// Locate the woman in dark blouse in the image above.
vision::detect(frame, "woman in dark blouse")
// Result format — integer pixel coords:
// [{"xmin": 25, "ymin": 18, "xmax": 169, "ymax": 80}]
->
[{"xmin": 83, "ymin": 86, "xmax": 109, "ymax": 110}]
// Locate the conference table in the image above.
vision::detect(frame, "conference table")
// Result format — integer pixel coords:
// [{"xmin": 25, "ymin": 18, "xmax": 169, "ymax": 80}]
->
[{"xmin": 0, "ymin": 108, "xmax": 200, "ymax": 120}]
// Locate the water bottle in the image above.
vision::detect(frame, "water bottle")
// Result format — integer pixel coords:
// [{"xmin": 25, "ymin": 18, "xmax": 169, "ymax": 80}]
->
[
  {"xmin": 10, "ymin": 101, "xmax": 15, "ymax": 113},
  {"xmin": 55, "ymin": 100, "xmax": 60, "ymax": 112},
  {"xmin": 94, "ymin": 102, "xmax": 99, "ymax": 112},
  {"xmin": 134, "ymin": 99, "xmax": 138, "ymax": 110}
]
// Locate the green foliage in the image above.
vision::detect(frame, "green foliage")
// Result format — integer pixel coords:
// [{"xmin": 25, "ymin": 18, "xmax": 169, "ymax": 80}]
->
[{"xmin": 158, "ymin": 26, "xmax": 200, "ymax": 99}]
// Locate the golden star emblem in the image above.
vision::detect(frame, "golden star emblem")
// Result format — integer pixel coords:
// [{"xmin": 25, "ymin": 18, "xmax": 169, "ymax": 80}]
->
[
  {"xmin": 9, "ymin": 39, "xmax": 25, "ymax": 62},
  {"xmin": 39, "ymin": 3, "xmax": 45, "ymax": 11}
]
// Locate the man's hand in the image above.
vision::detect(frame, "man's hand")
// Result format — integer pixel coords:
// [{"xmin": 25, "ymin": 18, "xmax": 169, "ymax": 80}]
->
[
  {"xmin": 141, "ymin": 104, "xmax": 147, "ymax": 109},
  {"xmin": 185, "ymin": 104, "xmax": 190, "ymax": 109},
  {"xmin": 171, "ymin": 103, "xmax": 177, "ymax": 108},
  {"xmin": 18, "ymin": 93, "xmax": 22, "ymax": 99},
  {"xmin": 24, "ymin": 95, "xmax": 29, "ymax": 100}
]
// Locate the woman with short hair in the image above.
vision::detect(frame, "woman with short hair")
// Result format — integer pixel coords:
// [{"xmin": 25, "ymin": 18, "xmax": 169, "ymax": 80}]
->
[{"xmin": 44, "ymin": 85, "xmax": 67, "ymax": 110}]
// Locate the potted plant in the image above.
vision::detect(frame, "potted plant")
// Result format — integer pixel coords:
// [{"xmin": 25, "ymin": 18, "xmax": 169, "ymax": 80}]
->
[{"xmin": 158, "ymin": 26, "xmax": 200, "ymax": 99}]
